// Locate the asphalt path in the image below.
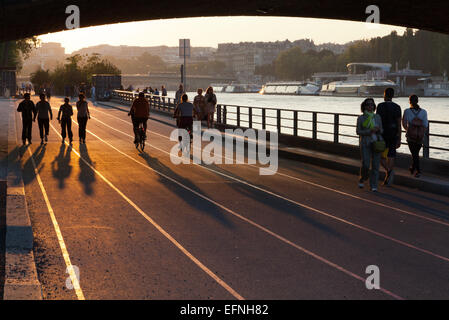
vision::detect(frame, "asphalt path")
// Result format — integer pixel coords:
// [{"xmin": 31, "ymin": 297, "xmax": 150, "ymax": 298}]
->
[{"xmin": 12, "ymin": 96, "xmax": 449, "ymax": 300}]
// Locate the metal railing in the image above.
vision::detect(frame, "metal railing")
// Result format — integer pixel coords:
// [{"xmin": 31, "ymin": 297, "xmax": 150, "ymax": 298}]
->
[{"xmin": 111, "ymin": 90, "xmax": 449, "ymax": 159}]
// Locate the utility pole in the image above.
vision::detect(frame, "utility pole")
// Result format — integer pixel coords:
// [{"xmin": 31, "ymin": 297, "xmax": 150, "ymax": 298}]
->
[{"xmin": 179, "ymin": 39, "xmax": 190, "ymax": 91}]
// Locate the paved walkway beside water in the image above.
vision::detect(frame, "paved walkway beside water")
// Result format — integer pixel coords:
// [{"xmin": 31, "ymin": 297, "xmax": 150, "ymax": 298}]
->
[{"xmin": 3, "ymin": 96, "xmax": 449, "ymax": 299}]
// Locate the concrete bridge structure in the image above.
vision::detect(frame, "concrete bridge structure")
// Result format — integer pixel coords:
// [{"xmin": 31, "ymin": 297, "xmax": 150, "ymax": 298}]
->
[{"xmin": 1, "ymin": 0, "xmax": 449, "ymax": 42}]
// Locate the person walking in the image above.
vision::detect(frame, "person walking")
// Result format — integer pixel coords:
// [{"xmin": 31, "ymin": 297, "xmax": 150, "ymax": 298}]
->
[
  {"xmin": 402, "ymin": 95, "xmax": 428, "ymax": 178},
  {"xmin": 376, "ymin": 87, "xmax": 402, "ymax": 186},
  {"xmin": 357, "ymin": 98, "xmax": 383, "ymax": 192},
  {"xmin": 175, "ymin": 84, "xmax": 184, "ymax": 106},
  {"xmin": 76, "ymin": 93, "xmax": 90, "ymax": 144},
  {"xmin": 17, "ymin": 93, "xmax": 36, "ymax": 145},
  {"xmin": 58, "ymin": 97, "xmax": 74, "ymax": 144},
  {"xmin": 45, "ymin": 85, "xmax": 52, "ymax": 101},
  {"xmin": 161, "ymin": 85, "xmax": 167, "ymax": 104},
  {"xmin": 204, "ymin": 86, "xmax": 217, "ymax": 129},
  {"xmin": 34, "ymin": 93, "xmax": 53, "ymax": 145},
  {"xmin": 174, "ymin": 94, "xmax": 198, "ymax": 149},
  {"xmin": 193, "ymin": 88, "xmax": 206, "ymax": 121},
  {"xmin": 90, "ymin": 85, "xmax": 96, "ymax": 104}
]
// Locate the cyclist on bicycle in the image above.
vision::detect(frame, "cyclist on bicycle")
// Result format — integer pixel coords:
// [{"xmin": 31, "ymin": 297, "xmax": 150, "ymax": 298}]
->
[{"xmin": 128, "ymin": 92, "xmax": 149, "ymax": 147}]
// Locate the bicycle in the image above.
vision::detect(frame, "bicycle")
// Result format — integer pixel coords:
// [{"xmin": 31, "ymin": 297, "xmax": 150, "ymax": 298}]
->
[{"xmin": 136, "ymin": 122, "xmax": 146, "ymax": 152}]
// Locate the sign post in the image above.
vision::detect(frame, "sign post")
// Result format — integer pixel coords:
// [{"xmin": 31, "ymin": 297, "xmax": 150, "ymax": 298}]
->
[{"xmin": 179, "ymin": 39, "xmax": 190, "ymax": 90}]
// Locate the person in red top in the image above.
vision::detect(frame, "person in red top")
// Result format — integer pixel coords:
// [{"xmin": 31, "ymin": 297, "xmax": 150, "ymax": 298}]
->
[{"xmin": 128, "ymin": 92, "xmax": 150, "ymax": 146}]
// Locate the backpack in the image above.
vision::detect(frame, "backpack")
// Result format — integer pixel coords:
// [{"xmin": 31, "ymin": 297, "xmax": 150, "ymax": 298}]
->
[{"xmin": 406, "ymin": 109, "xmax": 425, "ymax": 143}]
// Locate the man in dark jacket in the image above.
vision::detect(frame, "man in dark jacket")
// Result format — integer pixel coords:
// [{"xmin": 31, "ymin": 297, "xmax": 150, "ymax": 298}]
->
[
  {"xmin": 128, "ymin": 92, "xmax": 150, "ymax": 146},
  {"xmin": 17, "ymin": 93, "xmax": 36, "ymax": 145}
]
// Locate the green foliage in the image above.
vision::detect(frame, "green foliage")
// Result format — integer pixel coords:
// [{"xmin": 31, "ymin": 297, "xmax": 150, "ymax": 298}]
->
[
  {"xmin": 0, "ymin": 37, "xmax": 39, "ymax": 70},
  {"xmin": 30, "ymin": 54, "xmax": 121, "ymax": 95},
  {"xmin": 105, "ymin": 52, "xmax": 167, "ymax": 74},
  {"xmin": 274, "ymin": 29, "xmax": 449, "ymax": 80},
  {"xmin": 184, "ymin": 60, "xmax": 227, "ymax": 75},
  {"xmin": 30, "ymin": 69, "xmax": 51, "ymax": 89}
]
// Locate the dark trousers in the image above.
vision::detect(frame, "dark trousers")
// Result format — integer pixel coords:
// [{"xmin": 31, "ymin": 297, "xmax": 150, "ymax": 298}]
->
[
  {"xmin": 61, "ymin": 118, "xmax": 73, "ymax": 140},
  {"xmin": 360, "ymin": 143, "xmax": 381, "ymax": 189},
  {"xmin": 408, "ymin": 141, "xmax": 422, "ymax": 173},
  {"xmin": 22, "ymin": 118, "xmax": 33, "ymax": 142},
  {"xmin": 78, "ymin": 117, "xmax": 88, "ymax": 140},
  {"xmin": 178, "ymin": 117, "xmax": 193, "ymax": 142},
  {"xmin": 132, "ymin": 117, "xmax": 148, "ymax": 142},
  {"xmin": 38, "ymin": 118, "xmax": 50, "ymax": 139}
]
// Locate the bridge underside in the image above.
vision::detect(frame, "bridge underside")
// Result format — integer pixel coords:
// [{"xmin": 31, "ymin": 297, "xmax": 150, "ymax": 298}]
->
[{"xmin": 1, "ymin": 0, "xmax": 448, "ymax": 42}]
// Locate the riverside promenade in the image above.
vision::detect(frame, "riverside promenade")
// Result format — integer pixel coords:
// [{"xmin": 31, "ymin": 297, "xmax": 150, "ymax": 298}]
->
[{"xmin": 1, "ymin": 95, "xmax": 449, "ymax": 300}]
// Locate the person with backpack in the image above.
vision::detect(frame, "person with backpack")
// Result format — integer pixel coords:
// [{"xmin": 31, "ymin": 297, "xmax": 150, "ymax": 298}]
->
[
  {"xmin": 402, "ymin": 95, "xmax": 428, "ymax": 178},
  {"xmin": 356, "ymin": 98, "xmax": 383, "ymax": 192}
]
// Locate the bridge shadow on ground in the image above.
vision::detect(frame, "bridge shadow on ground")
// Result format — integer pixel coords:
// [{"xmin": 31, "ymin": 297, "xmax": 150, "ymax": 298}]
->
[
  {"xmin": 78, "ymin": 144, "xmax": 96, "ymax": 196},
  {"xmin": 201, "ymin": 163, "xmax": 346, "ymax": 241},
  {"xmin": 138, "ymin": 151, "xmax": 234, "ymax": 229}
]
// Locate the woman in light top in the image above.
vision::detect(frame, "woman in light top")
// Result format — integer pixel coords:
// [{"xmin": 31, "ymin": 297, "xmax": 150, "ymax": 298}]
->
[
  {"xmin": 402, "ymin": 95, "xmax": 428, "ymax": 178},
  {"xmin": 204, "ymin": 86, "xmax": 217, "ymax": 129},
  {"xmin": 76, "ymin": 93, "xmax": 90, "ymax": 144},
  {"xmin": 356, "ymin": 98, "xmax": 383, "ymax": 192}
]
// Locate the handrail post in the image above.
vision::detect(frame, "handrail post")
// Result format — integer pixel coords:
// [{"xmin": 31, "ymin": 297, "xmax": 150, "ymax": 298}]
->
[
  {"xmin": 237, "ymin": 106, "xmax": 241, "ymax": 127},
  {"xmin": 262, "ymin": 108, "xmax": 266, "ymax": 130},
  {"xmin": 423, "ymin": 125, "xmax": 430, "ymax": 159},
  {"xmin": 312, "ymin": 112, "xmax": 317, "ymax": 140},
  {"xmin": 223, "ymin": 105, "xmax": 227, "ymax": 125},
  {"xmin": 334, "ymin": 114, "xmax": 339, "ymax": 143},
  {"xmin": 277, "ymin": 109, "xmax": 281, "ymax": 134},
  {"xmin": 249, "ymin": 107, "xmax": 253, "ymax": 129},
  {"xmin": 217, "ymin": 105, "xmax": 222, "ymax": 124},
  {"xmin": 293, "ymin": 111, "xmax": 298, "ymax": 136}
]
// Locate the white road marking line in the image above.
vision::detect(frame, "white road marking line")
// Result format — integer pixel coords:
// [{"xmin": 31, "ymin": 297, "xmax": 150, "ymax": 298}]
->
[
  {"xmin": 66, "ymin": 117, "xmax": 403, "ymax": 300},
  {"xmin": 48, "ymin": 121, "xmax": 244, "ymax": 301},
  {"xmin": 85, "ymin": 113, "xmax": 449, "ymax": 265},
  {"xmin": 88, "ymin": 103, "xmax": 449, "ymax": 228},
  {"xmin": 16, "ymin": 110, "xmax": 85, "ymax": 300}
]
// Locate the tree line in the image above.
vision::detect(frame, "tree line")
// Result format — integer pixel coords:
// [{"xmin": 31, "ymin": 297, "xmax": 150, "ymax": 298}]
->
[
  {"xmin": 30, "ymin": 54, "xmax": 121, "ymax": 95},
  {"xmin": 267, "ymin": 29, "xmax": 449, "ymax": 81}
]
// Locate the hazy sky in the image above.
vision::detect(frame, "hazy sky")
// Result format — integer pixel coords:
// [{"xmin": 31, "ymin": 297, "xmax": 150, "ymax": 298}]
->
[{"xmin": 38, "ymin": 16, "xmax": 406, "ymax": 53}]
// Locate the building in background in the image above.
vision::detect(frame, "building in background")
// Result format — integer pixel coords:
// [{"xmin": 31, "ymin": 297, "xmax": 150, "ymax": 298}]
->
[{"xmin": 21, "ymin": 42, "xmax": 66, "ymax": 74}]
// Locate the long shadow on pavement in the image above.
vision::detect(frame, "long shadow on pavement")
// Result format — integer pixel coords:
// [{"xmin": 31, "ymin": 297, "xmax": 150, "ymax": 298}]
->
[
  {"xmin": 78, "ymin": 144, "xmax": 96, "ymax": 196},
  {"xmin": 371, "ymin": 190, "xmax": 449, "ymax": 221},
  {"xmin": 51, "ymin": 144, "xmax": 72, "ymax": 189},
  {"xmin": 22, "ymin": 144, "xmax": 47, "ymax": 186},
  {"xmin": 138, "ymin": 151, "xmax": 235, "ymax": 229}
]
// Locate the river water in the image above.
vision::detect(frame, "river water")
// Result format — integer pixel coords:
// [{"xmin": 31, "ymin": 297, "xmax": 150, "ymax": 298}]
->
[{"xmin": 164, "ymin": 91, "xmax": 449, "ymax": 160}]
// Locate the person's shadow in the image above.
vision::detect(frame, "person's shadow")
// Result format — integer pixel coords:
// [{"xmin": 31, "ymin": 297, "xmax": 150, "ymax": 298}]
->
[
  {"xmin": 51, "ymin": 144, "xmax": 72, "ymax": 189},
  {"xmin": 78, "ymin": 143, "xmax": 96, "ymax": 195}
]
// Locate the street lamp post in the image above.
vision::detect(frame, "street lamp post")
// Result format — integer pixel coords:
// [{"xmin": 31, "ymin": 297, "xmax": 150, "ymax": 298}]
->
[{"xmin": 179, "ymin": 39, "xmax": 190, "ymax": 91}]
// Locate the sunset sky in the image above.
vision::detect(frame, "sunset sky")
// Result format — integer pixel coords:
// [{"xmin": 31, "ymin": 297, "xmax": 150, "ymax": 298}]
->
[{"xmin": 38, "ymin": 16, "xmax": 407, "ymax": 53}]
